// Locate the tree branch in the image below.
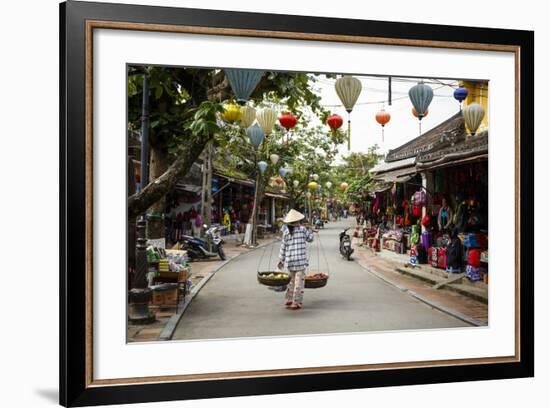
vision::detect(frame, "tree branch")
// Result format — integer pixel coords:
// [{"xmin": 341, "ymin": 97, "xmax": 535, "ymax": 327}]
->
[{"xmin": 128, "ymin": 132, "xmax": 211, "ymax": 219}]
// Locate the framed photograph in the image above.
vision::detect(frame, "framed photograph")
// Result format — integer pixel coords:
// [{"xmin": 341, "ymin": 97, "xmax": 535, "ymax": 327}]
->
[{"xmin": 60, "ymin": 0, "xmax": 534, "ymax": 406}]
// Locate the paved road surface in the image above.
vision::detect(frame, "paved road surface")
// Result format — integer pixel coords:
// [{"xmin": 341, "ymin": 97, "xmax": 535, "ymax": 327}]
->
[{"xmin": 172, "ymin": 219, "xmax": 469, "ymax": 340}]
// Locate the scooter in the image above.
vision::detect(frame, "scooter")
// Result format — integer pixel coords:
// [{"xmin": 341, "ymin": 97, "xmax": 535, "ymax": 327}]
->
[
  {"xmin": 179, "ymin": 225, "xmax": 226, "ymax": 260},
  {"xmin": 313, "ymin": 216, "xmax": 324, "ymax": 229},
  {"xmin": 339, "ymin": 228, "xmax": 354, "ymax": 260}
]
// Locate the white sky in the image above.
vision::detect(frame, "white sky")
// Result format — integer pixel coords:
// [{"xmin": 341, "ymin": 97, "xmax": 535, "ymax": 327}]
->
[{"xmin": 310, "ymin": 75, "xmax": 461, "ymax": 160}]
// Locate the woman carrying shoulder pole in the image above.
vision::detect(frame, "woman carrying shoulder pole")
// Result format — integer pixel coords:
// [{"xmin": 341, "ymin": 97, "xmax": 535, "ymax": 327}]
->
[{"xmin": 278, "ymin": 209, "xmax": 314, "ymax": 310}]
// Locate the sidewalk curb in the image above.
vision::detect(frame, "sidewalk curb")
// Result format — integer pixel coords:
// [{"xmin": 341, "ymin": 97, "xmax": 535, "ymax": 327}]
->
[
  {"xmin": 355, "ymin": 257, "xmax": 484, "ymax": 327},
  {"xmin": 396, "ymin": 266, "xmax": 488, "ymax": 304},
  {"xmin": 159, "ymin": 238, "xmax": 278, "ymax": 341}
]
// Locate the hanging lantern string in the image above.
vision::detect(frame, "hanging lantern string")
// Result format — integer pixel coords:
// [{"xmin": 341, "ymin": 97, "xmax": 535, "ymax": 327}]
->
[
  {"xmin": 317, "ymin": 76, "xmax": 458, "ymax": 86},
  {"xmin": 321, "ymin": 84, "xmax": 447, "ymax": 107},
  {"xmin": 347, "ymin": 113, "xmax": 351, "ymax": 151}
]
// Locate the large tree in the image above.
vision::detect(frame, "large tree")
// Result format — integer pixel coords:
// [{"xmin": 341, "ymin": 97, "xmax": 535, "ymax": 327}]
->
[
  {"xmin": 215, "ymin": 101, "xmax": 338, "ymax": 244},
  {"xmin": 330, "ymin": 147, "xmax": 384, "ymax": 207},
  {"xmin": 126, "ymin": 67, "xmax": 328, "ymax": 233}
]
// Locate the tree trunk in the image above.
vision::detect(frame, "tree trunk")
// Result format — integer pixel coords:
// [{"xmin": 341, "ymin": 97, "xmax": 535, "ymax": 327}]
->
[
  {"xmin": 127, "ymin": 157, "xmax": 137, "ymax": 279},
  {"xmin": 248, "ymin": 172, "xmax": 265, "ymax": 246},
  {"xmin": 127, "ymin": 131, "xmax": 210, "ymax": 219},
  {"xmin": 147, "ymin": 146, "xmax": 171, "ymax": 239},
  {"xmin": 203, "ymin": 143, "xmax": 213, "ymax": 230}
]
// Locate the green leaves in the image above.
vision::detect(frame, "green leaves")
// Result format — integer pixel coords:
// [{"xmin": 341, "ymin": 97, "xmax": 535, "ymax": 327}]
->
[
  {"xmin": 254, "ymin": 72, "xmax": 327, "ymax": 118},
  {"xmin": 328, "ymin": 147, "xmax": 383, "ymax": 204},
  {"xmin": 184, "ymin": 101, "xmax": 223, "ymax": 139}
]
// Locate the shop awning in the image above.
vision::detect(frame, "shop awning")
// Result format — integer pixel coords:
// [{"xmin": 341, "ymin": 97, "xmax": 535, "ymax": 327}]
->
[
  {"xmin": 175, "ymin": 183, "xmax": 202, "ymax": 193},
  {"xmin": 372, "ymin": 166, "xmax": 417, "ymax": 183},
  {"xmin": 370, "ymin": 182, "xmax": 393, "ymax": 193},
  {"xmin": 265, "ymin": 192, "xmax": 289, "ymax": 200},
  {"xmin": 215, "ymin": 172, "xmax": 255, "ymax": 187},
  {"xmin": 370, "ymin": 157, "xmax": 416, "ymax": 174}
]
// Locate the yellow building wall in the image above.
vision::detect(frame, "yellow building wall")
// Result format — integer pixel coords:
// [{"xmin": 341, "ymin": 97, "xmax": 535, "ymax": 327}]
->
[{"xmin": 461, "ymin": 80, "xmax": 489, "ymax": 134}]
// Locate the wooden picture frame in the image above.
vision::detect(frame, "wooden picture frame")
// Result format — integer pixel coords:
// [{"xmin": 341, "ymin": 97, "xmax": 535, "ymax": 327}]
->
[{"xmin": 60, "ymin": 1, "xmax": 534, "ymax": 406}]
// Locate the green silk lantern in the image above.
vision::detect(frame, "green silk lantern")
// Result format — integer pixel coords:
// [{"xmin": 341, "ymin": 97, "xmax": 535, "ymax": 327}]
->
[
  {"xmin": 463, "ymin": 102, "xmax": 485, "ymax": 136},
  {"xmin": 335, "ymin": 75, "xmax": 362, "ymax": 150}
]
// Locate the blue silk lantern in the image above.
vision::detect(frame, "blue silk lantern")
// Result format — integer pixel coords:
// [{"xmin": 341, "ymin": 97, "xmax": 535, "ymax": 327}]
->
[
  {"xmin": 453, "ymin": 86, "xmax": 469, "ymax": 111},
  {"xmin": 408, "ymin": 82, "xmax": 433, "ymax": 120},
  {"xmin": 246, "ymin": 123, "xmax": 265, "ymax": 149},
  {"xmin": 279, "ymin": 167, "xmax": 290, "ymax": 177},
  {"xmin": 453, "ymin": 86, "xmax": 468, "ymax": 103},
  {"xmin": 257, "ymin": 161, "xmax": 268, "ymax": 175},
  {"xmin": 224, "ymin": 69, "xmax": 264, "ymax": 105}
]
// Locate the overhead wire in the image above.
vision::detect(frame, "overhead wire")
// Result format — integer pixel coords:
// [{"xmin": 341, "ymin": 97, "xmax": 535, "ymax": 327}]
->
[{"xmin": 319, "ymin": 85, "xmax": 449, "ymax": 107}]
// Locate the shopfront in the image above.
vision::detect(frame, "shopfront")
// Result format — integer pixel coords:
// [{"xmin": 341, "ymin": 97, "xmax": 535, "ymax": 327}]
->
[{"xmin": 368, "ymin": 112, "xmax": 489, "ymax": 282}]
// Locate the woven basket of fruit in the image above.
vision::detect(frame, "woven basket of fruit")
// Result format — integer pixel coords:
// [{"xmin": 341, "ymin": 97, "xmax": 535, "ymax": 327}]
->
[
  {"xmin": 257, "ymin": 271, "xmax": 291, "ymax": 286},
  {"xmin": 304, "ymin": 272, "xmax": 329, "ymax": 288}
]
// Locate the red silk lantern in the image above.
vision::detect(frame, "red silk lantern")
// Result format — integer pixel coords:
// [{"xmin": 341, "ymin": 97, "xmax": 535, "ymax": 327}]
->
[
  {"xmin": 326, "ymin": 114, "xmax": 343, "ymax": 132},
  {"xmin": 279, "ymin": 112, "xmax": 297, "ymax": 130},
  {"xmin": 375, "ymin": 108, "xmax": 391, "ymax": 142},
  {"xmin": 279, "ymin": 112, "xmax": 297, "ymax": 144}
]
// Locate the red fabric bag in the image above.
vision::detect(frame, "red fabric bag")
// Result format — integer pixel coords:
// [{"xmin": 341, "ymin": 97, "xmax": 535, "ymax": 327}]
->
[
  {"xmin": 421, "ymin": 214, "xmax": 431, "ymax": 227},
  {"xmin": 437, "ymin": 247, "xmax": 447, "ymax": 269},
  {"xmin": 430, "ymin": 247, "xmax": 447, "ymax": 269},
  {"xmin": 468, "ymin": 249, "xmax": 481, "ymax": 267},
  {"xmin": 429, "ymin": 247, "xmax": 437, "ymax": 267},
  {"xmin": 412, "ymin": 205, "xmax": 422, "ymax": 217}
]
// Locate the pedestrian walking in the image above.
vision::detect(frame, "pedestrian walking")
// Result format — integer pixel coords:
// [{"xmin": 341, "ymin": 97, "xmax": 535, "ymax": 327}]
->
[{"xmin": 277, "ymin": 209, "xmax": 314, "ymax": 310}]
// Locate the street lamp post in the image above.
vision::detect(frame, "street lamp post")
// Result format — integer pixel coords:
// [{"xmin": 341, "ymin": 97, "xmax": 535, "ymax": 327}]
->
[
  {"xmin": 128, "ymin": 216, "xmax": 155, "ymax": 323},
  {"xmin": 128, "ymin": 68, "xmax": 155, "ymax": 324}
]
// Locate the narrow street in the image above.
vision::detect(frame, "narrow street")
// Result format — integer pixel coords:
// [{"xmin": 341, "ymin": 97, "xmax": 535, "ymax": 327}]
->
[{"xmin": 172, "ymin": 219, "xmax": 469, "ymax": 340}]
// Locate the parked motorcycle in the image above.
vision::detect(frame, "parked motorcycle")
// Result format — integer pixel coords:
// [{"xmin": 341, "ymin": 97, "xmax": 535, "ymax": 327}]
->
[
  {"xmin": 179, "ymin": 225, "xmax": 226, "ymax": 260},
  {"xmin": 339, "ymin": 228, "xmax": 354, "ymax": 260},
  {"xmin": 313, "ymin": 216, "xmax": 324, "ymax": 229}
]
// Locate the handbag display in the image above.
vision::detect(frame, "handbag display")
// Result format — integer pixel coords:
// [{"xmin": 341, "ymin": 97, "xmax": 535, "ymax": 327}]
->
[
  {"xmin": 421, "ymin": 231, "xmax": 432, "ymax": 252},
  {"xmin": 465, "ymin": 264, "xmax": 486, "ymax": 281},
  {"xmin": 437, "ymin": 247, "xmax": 447, "ymax": 269},
  {"xmin": 436, "ymin": 234, "xmax": 450, "ymax": 247},
  {"xmin": 412, "ymin": 205, "xmax": 422, "ymax": 217},
  {"xmin": 467, "ymin": 248, "xmax": 482, "ymax": 267},
  {"xmin": 415, "ymin": 243, "xmax": 427, "ymax": 264},
  {"xmin": 411, "ymin": 190, "xmax": 426, "ymax": 206},
  {"xmin": 463, "ymin": 233, "xmax": 488, "ymax": 248},
  {"xmin": 421, "ymin": 214, "xmax": 431, "ymax": 227},
  {"xmin": 429, "ymin": 246, "xmax": 447, "ymax": 269},
  {"xmin": 480, "ymin": 250, "xmax": 489, "ymax": 264}
]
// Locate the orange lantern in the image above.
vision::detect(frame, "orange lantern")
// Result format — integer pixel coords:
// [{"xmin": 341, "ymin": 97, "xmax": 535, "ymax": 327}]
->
[
  {"xmin": 375, "ymin": 108, "xmax": 391, "ymax": 142},
  {"xmin": 412, "ymin": 107, "xmax": 429, "ymax": 118},
  {"xmin": 340, "ymin": 182, "xmax": 349, "ymax": 190}
]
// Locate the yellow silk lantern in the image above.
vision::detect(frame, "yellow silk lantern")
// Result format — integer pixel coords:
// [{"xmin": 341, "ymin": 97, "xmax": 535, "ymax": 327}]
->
[
  {"xmin": 308, "ymin": 181, "xmax": 318, "ymax": 191},
  {"xmin": 222, "ymin": 103, "xmax": 242, "ymax": 123}
]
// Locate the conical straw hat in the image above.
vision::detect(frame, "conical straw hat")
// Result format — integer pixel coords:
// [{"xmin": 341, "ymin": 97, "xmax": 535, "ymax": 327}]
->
[{"xmin": 283, "ymin": 209, "xmax": 305, "ymax": 224}]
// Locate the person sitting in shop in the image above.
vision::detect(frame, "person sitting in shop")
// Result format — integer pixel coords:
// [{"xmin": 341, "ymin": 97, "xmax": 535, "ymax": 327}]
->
[
  {"xmin": 438, "ymin": 197, "xmax": 454, "ymax": 233},
  {"xmin": 445, "ymin": 227, "xmax": 463, "ymax": 273},
  {"xmin": 453, "ymin": 194, "xmax": 467, "ymax": 232}
]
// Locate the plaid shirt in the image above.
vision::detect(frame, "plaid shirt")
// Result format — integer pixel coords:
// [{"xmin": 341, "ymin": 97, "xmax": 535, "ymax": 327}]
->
[{"xmin": 279, "ymin": 225, "xmax": 314, "ymax": 272}]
